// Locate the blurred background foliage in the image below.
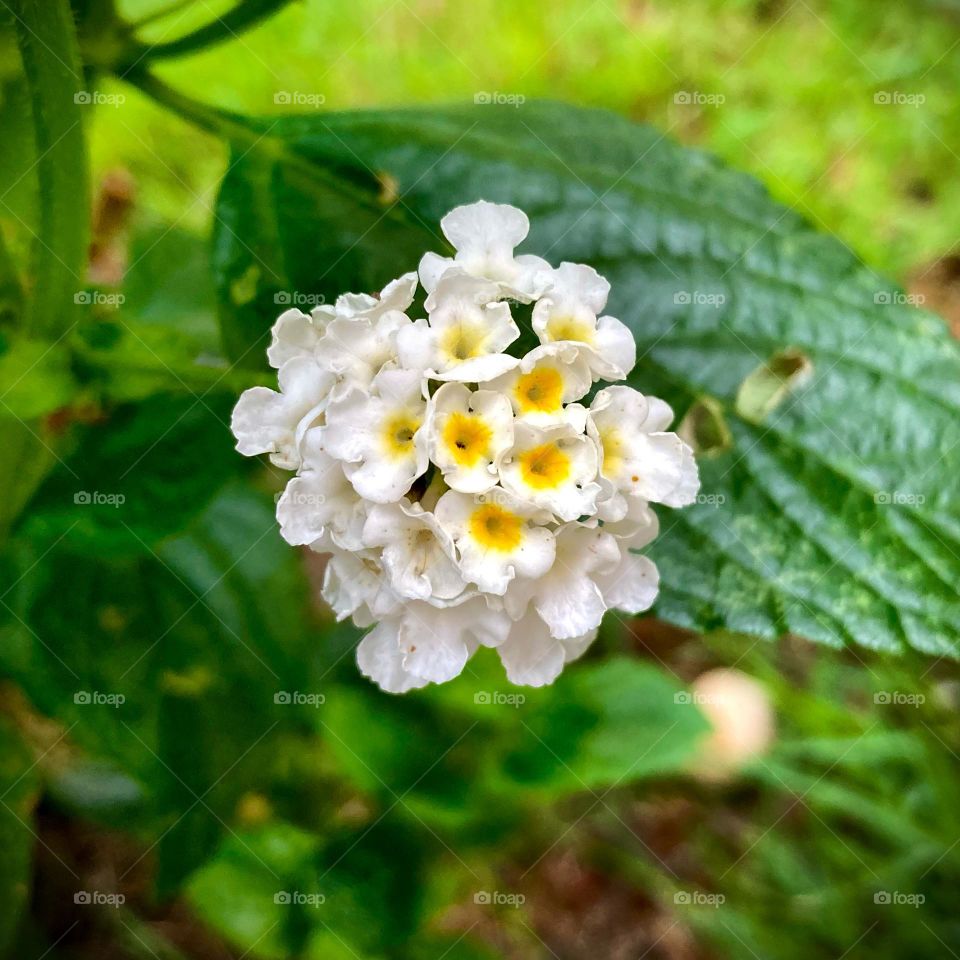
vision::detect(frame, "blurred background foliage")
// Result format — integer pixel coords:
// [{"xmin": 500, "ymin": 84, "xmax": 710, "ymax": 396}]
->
[{"xmin": 1, "ymin": 0, "xmax": 960, "ymax": 958}]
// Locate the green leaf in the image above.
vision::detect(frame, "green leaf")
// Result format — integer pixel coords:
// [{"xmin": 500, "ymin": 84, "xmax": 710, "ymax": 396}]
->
[
  {"xmin": 187, "ymin": 819, "xmax": 426, "ymax": 960},
  {"xmin": 500, "ymin": 658, "xmax": 709, "ymax": 792},
  {"xmin": 0, "ymin": 715, "xmax": 39, "ymax": 953},
  {"xmin": 186, "ymin": 823, "xmax": 319, "ymax": 960},
  {"xmin": 212, "ymin": 101, "xmax": 960, "ymax": 659},
  {"xmin": 0, "ymin": 335, "xmax": 75, "ymax": 418},
  {"xmin": 23, "ymin": 393, "xmax": 238, "ymax": 555},
  {"xmin": 71, "ymin": 318, "xmax": 268, "ymax": 403}
]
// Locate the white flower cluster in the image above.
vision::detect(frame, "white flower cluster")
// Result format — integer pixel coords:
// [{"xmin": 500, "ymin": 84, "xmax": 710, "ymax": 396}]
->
[{"xmin": 231, "ymin": 202, "xmax": 699, "ymax": 692}]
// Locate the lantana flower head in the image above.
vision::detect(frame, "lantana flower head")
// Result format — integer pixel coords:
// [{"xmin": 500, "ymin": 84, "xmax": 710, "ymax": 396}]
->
[{"xmin": 231, "ymin": 201, "xmax": 699, "ymax": 692}]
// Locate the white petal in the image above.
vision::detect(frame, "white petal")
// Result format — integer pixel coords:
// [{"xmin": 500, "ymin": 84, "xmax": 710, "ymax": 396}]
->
[
  {"xmin": 357, "ymin": 619, "xmax": 429, "ymax": 693},
  {"xmin": 560, "ymin": 629, "xmax": 598, "ymax": 665},
  {"xmin": 396, "ymin": 602, "xmax": 475, "ymax": 683},
  {"xmin": 496, "ymin": 609, "xmax": 566, "ymax": 687},
  {"xmin": 533, "ymin": 526, "xmax": 620, "ymax": 639},
  {"xmin": 590, "ymin": 315, "xmax": 636, "ymax": 380},
  {"xmin": 596, "ymin": 552, "xmax": 659, "ymax": 614},
  {"xmin": 231, "ymin": 358, "xmax": 332, "ymax": 470},
  {"xmin": 267, "ymin": 308, "xmax": 319, "ymax": 368},
  {"xmin": 433, "ymin": 353, "xmax": 520, "ymax": 383},
  {"xmin": 660, "ymin": 442, "xmax": 700, "ymax": 507},
  {"xmin": 418, "ymin": 251, "xmax": 452, "ymax": 294},
  {"xmin": 322, "ymin": 551, "xmax": 396, "ymax": 622}
]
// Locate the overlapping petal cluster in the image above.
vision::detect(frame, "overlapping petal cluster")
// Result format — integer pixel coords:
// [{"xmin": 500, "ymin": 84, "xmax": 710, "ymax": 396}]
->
[{"xmin": 232, "ymin": 202, "xmax": 698, "ymax": 691}]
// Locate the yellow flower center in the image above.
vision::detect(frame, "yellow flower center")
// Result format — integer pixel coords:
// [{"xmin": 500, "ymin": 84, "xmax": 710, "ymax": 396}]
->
[
  {"xmin": 381, "ymin": 412, "xmax": 421, "ymax": 459},
  {"xmin": 469, "ymin": 503, "xmax": 524, "ymax": 552},
  {"xmin": 439, "ymin": 321, "xmax": 485, "ymax": 363},
  {"xmin": 546, "ymin": 315, "xmax": 594, "ymax": 343},
  {"xmin": 514, "ymin": 366, "xmax": 564, "ymax": 414},
  {"xmin": 441, "ymin": 411, "xmax": 492, "ymax": 467},
  {"xmin": 600, "ymin": 426, "xmax": 624, "ymax": 477},
  {"xmin": 518, "ymin": 442, "xmax": 571, "ymax": 490}
]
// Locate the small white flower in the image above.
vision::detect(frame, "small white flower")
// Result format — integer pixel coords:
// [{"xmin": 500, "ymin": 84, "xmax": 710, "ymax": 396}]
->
[
  {"xmin": 426, "ymin": 382, "xmax": 514, "ymax": 493},
  {"xmin": 231, "ymin": 357, "xmax": 334, "ymax": 470},
  {"xmin": 593, "ymin": 547, "xmax": 659, "ymax": 617},
  {"xmin": 356, "ymin": 618, "xmax": 430, "ymax": 693},
  {"xmin": 316, "ymin": 273, "xmax": 418, "ymax": 393},
  {"xmin": 358, "ymin": 595, "xmax": 511, "ymax": 691},
  {"xmin": 266, "ymin": 273, "xmax": 416, "ymax": 369},
  {"xmin": 267, "ymin": 306, "xmax": 329, "ymax": 368},
  {"xmin": 361, "ymin": 499, "xmax": 467, "ymax": 602},
  {"xmin": 418, "ymin": 201, "xmax": 552, "ymax": 300},
  {"xmin": 319, "ymin": 309, "xmax": 413, "ymax": 395},
  {"xmin": 588, "ymin": 386, "xmax": 699, "ymax": 506},
  {"xmin": 321, "ymin": 549, "xmax": 400, "ymax": 625},
  {"xmin": 599, "ymin": 493, "xmax": 660, "ymax": 546},
  {"xmin": 532, "ymin": 262, "xmax": 636, "ymax": 380},
  {"xmin": 504, "ymin": 525, "xmax": 621, "ymax": 639},
  {"xmin": 397, "ymin": 272, "xmax": 520, "ymax": 383},
  {"xmin": 434, "ymin": 489, "xmax": 556, "ymax": 595},
  {"xmin": 334, "ymin": 271, "xmax": 418, "ymax": 320},
  {"xmin": 498, "ymin": 422, "xmax": 601, "ymax": 522},
  {"xmin": 276, "ymin": 431, "xmax": 367, "ymax": 552},
  {"xmin": 496, "ymin": 607, "xmax": 597, "ymax": 687},
  {"xmin": 488, "ymin": 342, "xmax": 592, "ymax": 428},
  {"xmin": 322, "ymin": 367, "xmax": 428, "ymax": 503}
]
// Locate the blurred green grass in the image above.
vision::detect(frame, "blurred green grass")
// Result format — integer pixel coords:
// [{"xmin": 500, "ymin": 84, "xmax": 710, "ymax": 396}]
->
[{"xmin": 98, "ymin": 0, "xmax": 960, "ymax": 277}]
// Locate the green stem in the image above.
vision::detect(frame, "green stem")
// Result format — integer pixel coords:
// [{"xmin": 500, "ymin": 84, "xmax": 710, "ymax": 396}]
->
[
  {"xmin": 127, "ymin": 0, "xmax": 200, "ymax": 31},
  {"xmin": 120, "ymin": 69, "xmax": 403, "ymax": 224},
  {"xmin": 129, "ymin": 0, "xmax": 296, "ymax": 62},
  {"xmin": 120, "ymin": 67, "xmax": 258, "ymax": 144}
]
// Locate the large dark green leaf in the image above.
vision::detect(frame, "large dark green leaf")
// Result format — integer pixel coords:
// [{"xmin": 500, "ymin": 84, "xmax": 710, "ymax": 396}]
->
[
  {"xmin": 212, "ymin": 102, "xmax": 960, "ymax": 659},
  {"xmin": 23, "ymin": 393, "xmax": 238, "ymax": 555}
]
